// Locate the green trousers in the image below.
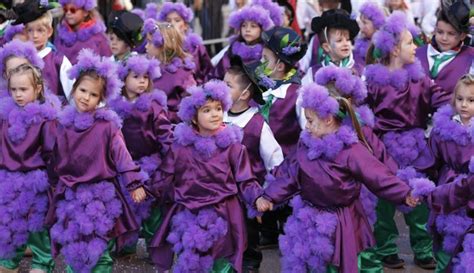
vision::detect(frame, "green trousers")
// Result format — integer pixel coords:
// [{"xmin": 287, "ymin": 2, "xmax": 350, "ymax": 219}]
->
[
  {"xmin": 326, "ymin": 254, "xmax": 362, "ymax": 273},
  {"xmin": 359, "ymin": 248, "xmax": 383, "ymax": 273},
  {"xmin": 434, "ymin": 249, "xmax": 451, "ymax": 273},
  {"xmin": 211, "ymin": 259, "xmax": 234, "ymax": 273},
  {"xmin": 120, "ymin": 205, "xmax": 162, "ymax": 254},
  {"xmin": 66, "ymin": 240, "xmax": 114, "ymax": 273},
  {"xmin": 0, "ymin": 230, "xmax": 54, "ymax": 272},
  {"xmin": 374, "ymin": 199, "xmax": 433, "ymax": 260}
]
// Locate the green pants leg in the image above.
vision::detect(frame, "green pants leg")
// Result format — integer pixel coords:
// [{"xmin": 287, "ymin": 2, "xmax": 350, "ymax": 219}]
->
[
  {"xmin": 434, "ymin": 250, "xmax": 451, "ymax": 273},
  {"xmin": 325, "ymin": 254, "xmax": 362, "ymax": 273},
  {"xmin": 374, "ymin": 199, "xmax": 433, "ymax": 259},
  {"xmin": 66, "ymin": 241, "xmax": 115, "ymax": 273},
  {"xmin": 0, "ymin": 230, "xmax": 54, "ymax": 272},
  {"xmin": 359, "ymin": 248, "xmax": 383, "ymax": 273},
  {"xmin": 211, "ymin": 259, "xmax": 235, "ymax": 273}
]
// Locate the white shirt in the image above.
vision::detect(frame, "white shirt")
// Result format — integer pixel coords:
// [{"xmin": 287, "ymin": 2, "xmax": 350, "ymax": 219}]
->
[
  {"xmin": 427, "ymin": 43, "xmax": 458, "ymax": 75},
  {"xmin": 262, "ymin": 83, "xmax": 306, "ymax": 129},
  {"xmin": 38, "ymin": 47, "xmax": 74, "ymax": 100}
]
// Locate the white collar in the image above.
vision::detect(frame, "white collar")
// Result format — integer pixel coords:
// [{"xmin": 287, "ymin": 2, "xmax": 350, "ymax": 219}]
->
[
  {"xmin": 452, "ymin": 114, "xmax": 463, "ymax": 124},
  {"xmin": 262, "ymin": 83, "xmax": 291, "ymax": 100},
  {"xmin": 38, "ymin": 47, "xmax": 52, "ymax": 59},
  {"xmin": 224, "ymin": 107, "xmax": 259, "ymax": 128},
  {"xmin": 427, "ymin": 43, "xmax": 459, "ymax": 57}
]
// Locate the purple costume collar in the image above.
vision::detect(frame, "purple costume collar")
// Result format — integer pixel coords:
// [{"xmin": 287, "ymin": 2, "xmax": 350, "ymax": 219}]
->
[
  {"xmin": 59, "ymin": 105, "xmax": 122, "ymax": 131},
  {"xmin": 364, "ymin": 60, "xmax": 425, "ymax": 90},
  {"xmin": 109, "ymin": 89, "xmax": 167, "ymax": 119},
  {"xmin": 431, "ymin": 104, "xmax": 474, "ymax": 146},
  {"xmin": 300, "ymin": 125, "xmax": 358, "ymax": 160},
  {"xmin": 231, "ymin": 41, "xmax": 263, "ymax": 63},
  {"xmin": 56, "ymin": 19, "xmax": 106, "ymax": 47}
]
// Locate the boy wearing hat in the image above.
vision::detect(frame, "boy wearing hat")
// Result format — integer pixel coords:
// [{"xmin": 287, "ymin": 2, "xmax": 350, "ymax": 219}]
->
[
  {"xmin": 302, "ymin": 9, "xmax": 363, "ymax": 85},
  {"xmin": 107, "ymin": 10, "xmax": 144, "ymax": 62},
  {"xmin": 416, "ymin": 0, "xmax": 473, "ymax": 95},
  {"xmin": 12, "ymin": 0, "xmax": 73, "ymax": 102}
]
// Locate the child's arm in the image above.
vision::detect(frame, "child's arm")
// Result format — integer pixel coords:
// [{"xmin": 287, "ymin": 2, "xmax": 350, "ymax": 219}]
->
[
  {"xmin": 261, "ymin": 153, "xmax": 300, "ymax": 206},
  {"xmin": 429, "ymin": 81, "xmax": 451, "ymax": 111},
  {"xmin": 152, "ymin": 103, "xmax": 174, "ymax": 155},
  {"xmin": 427, "ymin": 176, "xmax": 473, "ymax": 215},
  {"xmin": 259, "ymin": 122, "xmax": 284, "ymax": 172}
]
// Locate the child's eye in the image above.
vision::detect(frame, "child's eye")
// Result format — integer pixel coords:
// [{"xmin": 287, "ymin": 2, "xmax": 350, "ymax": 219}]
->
[{"xmin": 91, "ymin": 93, "xmax": 99, "ymax": 98}]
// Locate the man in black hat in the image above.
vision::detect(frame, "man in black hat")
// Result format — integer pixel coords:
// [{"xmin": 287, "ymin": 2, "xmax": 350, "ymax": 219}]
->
[{"xmin": 107, "ymin": 10, "xmax": 144, "ymax": 62}]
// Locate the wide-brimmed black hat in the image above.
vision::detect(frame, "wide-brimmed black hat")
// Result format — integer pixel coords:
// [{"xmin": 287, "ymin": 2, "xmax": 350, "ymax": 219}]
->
[
  {"xmin": 11, "ymin": 0, "xmax": 53, "ymax": 26},
  {"xmin": 108, "ymin": 10, "xmax": 144, "ymax": 48},
  {"xmin": 311, "ymin": 9, "xmax": 360, "ymax": 40},
  {"xmin": 262, "ymin": 26, "xmax": 307, "ymax": 66},
  {"xmin": 230, "ymin": 56, "xmax": 266, "ymax": 105},
  {"xmin": 441, "ymin": 0, "xmax": 470, "ymax": 33}
]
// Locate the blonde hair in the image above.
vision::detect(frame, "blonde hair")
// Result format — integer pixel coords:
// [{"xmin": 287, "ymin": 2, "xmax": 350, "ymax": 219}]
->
[
  {"xmin": 153, "ymin": 22, "xmax": 190, "ymax": 64},
  {"xmin": 7, "ymin": 63, "xmax": 45, "ymax": 102},
  {"xmin": 452, "ymin": 74, "xmax": 474, "ymax": 106},
  {"xmin": 28, "ymin": 11, "xmax": 53, "ymax": 29}
]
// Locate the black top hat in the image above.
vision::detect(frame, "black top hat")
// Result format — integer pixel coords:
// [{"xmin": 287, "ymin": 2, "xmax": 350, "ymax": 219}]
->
[
  {"xmin": 108, "ymin": 10, "xmax": 144, "ymax": 48},
  {"xmin": 262, "ymin": 26, "xmax": 307, "ymax": 66},
  {"xmin": 11, "ymin": 0, "xmax": 53, "ymax": 26},
  {"xmin": 230, "ymin": 56, "xmax": 266, "ymax": 105},
  {"xmin": 311, "ymin": 9, "xmax": 360, "ymax": 40},
  {"xmin": 442, "ymin": 0, "xmax": 470, "ymax": 33}
]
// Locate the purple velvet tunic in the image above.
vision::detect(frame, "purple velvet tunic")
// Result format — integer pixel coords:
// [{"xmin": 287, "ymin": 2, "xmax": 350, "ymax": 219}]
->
[
  {"xmin": 47, "ymin": 107, "xmax": 144, "ymax": 253},
  {"xmin": 416, "ymin": 45, "xmax": 473, "ymax": 95},
  {"xmin": 268, "ymin": 83, "xmax": 301, "ymax": 156},
  {"xmin": 54, "ymin": 20, "xmax": 112, "ymax": 64},
  {"xmin": 309, "ymin": 35, "xmax": 321, "ymax": 68},
  {"xmin": 153, "ymin": 63, "xmax": 196, "ymax": 124},
  {"xmin": 184, "ymin": 33, "xmax": 212, "ymax": 85},
  {"xmin": 241, "ymin": 112, "xmax": 266, "ymax": 183},
  {"xmin": 264, "ymin": 130, "xmax": 410, "ymax": 273},
  {"xmin": 149, "ymin": 124, "xmax": 262, "ymax": 273},
  {"xmin": 43, "ymin": 50, "xmax": 66, "ymax": 100}
]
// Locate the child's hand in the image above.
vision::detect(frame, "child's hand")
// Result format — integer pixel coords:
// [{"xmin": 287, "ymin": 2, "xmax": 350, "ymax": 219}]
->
[
  {"xmin": 256, "ymin": 197, "xmax": 273, "ymax": 212},
  {"xmin": 131, "ymin": 187, "xmax": 146, "ymax": 203},
  {"xmin": 405, "ymin": 194, "xmax": 420, "ymax": 208}
]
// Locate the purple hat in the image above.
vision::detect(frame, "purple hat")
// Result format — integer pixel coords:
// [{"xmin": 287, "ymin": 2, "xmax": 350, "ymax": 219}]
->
[
  {"xmin": 228, "ymin": 5, "xmax": 273, "ymax": 31},
  {"xmin": 178, "ymin": 80, "xmax": 232, "ymax": 123},
  {"xmin": 59, "ymin": 0, "xmax": 96, "ymax": 11},
  {"xmin": 0, "ymin": 40, "xmax": 44, "ymax": 76},
  {"xmin": 143, "ymin": 18, "xmax": 164, "ymax": 48},
  {"xmin": 372, "ymin": 11, "xmax": 416, "ymax": 58},
  {"xmin": 359, "ymin": 2, "xmax": 386, "ymax": 29},
  {"xmin": 158, "ymin": 2, "xmax": 193, "ymax": 23},
  {"xmin": 68, "ymin": 49, "xmax": 123, "ymax": 101},
  {"xmin": 4, "ymin": 23, "xmax": 25, "ymax": 42},
  {"xmin": 314, "ymin": 66, "xmax": 367, "ymax": 105},
  {"xmin": 252, "ymin": 0, "xmax": 284, "ymax": 27},
  {"xmin": 145, "ymin": 2, "xmax": 159, "ymax": 20},
  {"xmin": 299, "ymin": 83, "xmax": 339, "ymax": 119},
  {"xmin": 118, "ymin": 55, "xmax": 161, "ymax": 81}
]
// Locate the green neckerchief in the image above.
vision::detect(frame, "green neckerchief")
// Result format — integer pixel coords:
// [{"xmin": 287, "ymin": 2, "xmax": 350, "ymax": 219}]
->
[
  {"xmin": 260, "ymin": 94, "xmax": 274, "ymax": 123},
  {"xmin": 324, "ymin": 54, "xmax": 350, "ymax": 67},
  {"xmin": 430, "ymin": 53, "xmax": 456, "ymax": 78}
]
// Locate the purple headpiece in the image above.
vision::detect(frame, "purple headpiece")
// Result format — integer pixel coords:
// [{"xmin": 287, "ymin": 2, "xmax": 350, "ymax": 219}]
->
[
  {"xmin": 299, "ymin": 83, "xmax": 339, "ymax": 119},
  {"xmin": 252, "ymin": 0, "xmax": 284, "ymax": 27},
  {"xmin": 228, "ymin": 5, "xmax": 273, "ymax": 31},
  {"xmin": 372, "ymin": 11, "xmax": 416, "ymax": 58},
  {"xmin": 0, "ymin": 40, "xmax": 44, "ymax": 76},
  {"xmin": 59, "ymin": 0, "xmax": 96, "ymax": 11},
  {"xmin": 68, "ymin": 49, "xmax": 123, "ymax": 101},
  {"xmin": 158, "ymin": 2, "xmax": 193, "ymax": 23},
  {"xmin": 359, "ymin": 2, "xmax": 386, "ymax": 29},
  {"xmin": 4, "ymin": 23, "xmax": 25, "ymax": 42},
  {"xmin": 314, "ymin": 66, "xmax": 367, "ymax": 105},
  {"xmin": 143, "ymin": 19, "xmax": 164, "ymax": 48},
  {"xmin": 145, "ymin": 2, "xmax": 159, "ymax": 20},
  {"xmin": 178, "ymin": 80, "xmax": 232, "ymax": 123},
  {"xmin": 118, "ymin": 55, "xmax": 161, "ymax": 81}
]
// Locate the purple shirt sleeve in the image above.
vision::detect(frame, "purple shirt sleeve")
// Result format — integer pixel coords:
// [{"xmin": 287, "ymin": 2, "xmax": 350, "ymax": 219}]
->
[
  {"xmin": 428, "ymin": 176, "xmax": 473, "ymax": 216},
  {"xmin": 152, "ymin": 103, "xmax": 174, "ymax": 155},
  {"xmin": 263, "ymin": 154, "xmax": 300, "ymax": 204},
  {"xmin": 231, "ymin": 145, "xmax": 263, "ymax": 207}
]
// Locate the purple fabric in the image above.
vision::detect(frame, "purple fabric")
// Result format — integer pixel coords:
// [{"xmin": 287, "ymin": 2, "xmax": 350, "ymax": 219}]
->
[
  {"xmin": 54, "ymin": 20, "xmax": 112, "ymax": 64},
  {"xmin": 241, "ymin": 112, "xmax": 267, "ymax": 183},
  {"xmin": 158, "ymin": 2, "xmax": 193, "ymax": 23},
  {"xmin": 228, "ymin": 5, "xmax": 273, "ymax": 31},
  {"xmin": 118, "ymin": 54, "xmax": 161, "ymax": 81},
  {"xmin": 452, "ymin": 233, "xmax": 474, "ymax": 273},
  {"xmin": 299, "ymin": 83, "xmax": 339, "ymax": 119},
  {"xmin": 184, "ymin": 33, "xmax": 212, "ymax": 85},
  {"xmin": 382, "ymin": 128, "xmax": 429, "ymax": 168},
  {"xmin": 309, "ymin": 36, "xmax": 321, "ymax": 68},
  {"xmin": 0, "ymin": 40, "xmax": 44, "ymax": 76},
  {"xmin": 252, "ymin": 0, "xmax": 283, "ymax": 27},
  {"xmin": 231, "ymin": 41, "xmax": 263, "ymax": 63},
  {"xmin": 416, "ymin": 45, "xmax": 474, "ymax": 95},
  {"xmin": 299, "ymin": 126, "xmax": 358, "ymax": 160},
  {"xmin": 264, "ymin": 125, "xmax": 411, "ymax": 273},
  {"xmin": 353, "ymin": 37, "xmax": 370, "ymax": 64},
  {"xmin": 149, "ymin": 123, "xmax": 262, "ymax": 272},
  {"xmin": 4, "ymin": 24, "xmax": 24, "ymax": 42},
  {"xmin": 314, "ymin": 66, "xmax": 367, "ymax": 105},
  {"xmin": 145, "ymin": 3, "xmax": 159, "ymax": 20},
  {"xmin": 42, "ymin": 50, "xmax": 67, "ymax": 99},
  {"xmin": 359, "ymin": 2, "xmax": 385, "ymax": 29},
  {"xmin": 365, "ymin": 60, "xmax": 451, "ymax": 135},
  {"xmin": 372, "ymin": 11, "xmax": 416, "ymax": 58},
  {"xmin": 143, "ymin": 18, "xmax": 163, "ymax": 48},
  {"xmin": 59, "ymin": 0, "xmax": 96, "ymax": 11}
]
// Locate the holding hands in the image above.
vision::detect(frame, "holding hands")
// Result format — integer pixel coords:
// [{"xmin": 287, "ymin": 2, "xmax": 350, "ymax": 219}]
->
[
  {"xmin": 405, "ymin": 193, "xmax": 420, "ymax": 208},
  {"xmin": 256, "ymin": 196, "xmax": 274, "ymax": 212},
  {"xmin": 131, "ymin": 187, "xmax": 147, "ymax": 203}
]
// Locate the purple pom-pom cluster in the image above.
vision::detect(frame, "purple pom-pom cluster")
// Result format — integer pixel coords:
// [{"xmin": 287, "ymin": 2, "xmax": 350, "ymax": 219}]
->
[
  {"xmin": 436, "ymin": 207, "xmax": 472, "ymax": 254},
  {"xmin": 59, "ymin": 0, "xmax": 97, "ymax": 11},
  {"xmin": 178, "ymin": 80, "xmax": 232, "ymax": 123},
  {"xmin": 68, "ymin": 49, "xmax": 123, "ymax": 101},
  {"xmin": 408, "ymin": 178, "xmax": 435, "ymax": 198},
  {"xmin": 163, "ymin": 56, "xmax": 196, "ymax": 73},
  {"xmin": 372, "ymin": 11, "xmax": 413, "ymax": 58},
  {"xmin": 231, "ymin": 41, "xmax": 263, "ymax": 63},
  {"xmin": 364, "ymin": 60, "xmax": 425, "ymax": 90},
  {"xmin": 119, "ymin": 55, "xmax": 161, "ymax": 81},
  {"xmin": 299, "ymin": 83, "xmax": 339, "ymax": 119},
  {"xmin": 452, "ymin": 233, "xmax": 474, "ymax": 273},
  {"xmin": 0, "ymin": 40, "xmax": 44, "ymax": 76},
  {"xmin": 4, "ymin": 24, "xmax": 25, "ymax": 42},
  {"xmin": 382, "ymin": 129, "xmax": 427, "ymax": 168},
  {"xmin": 166, "ymin": 209, "xmax": 228, "ymax": 273},
  {"xmin": 300, "ymin": 126, "xmax": 358, "ymax": 160},
  {"xmin": 50, "ymin": 182, "xmax": 122, "ymax": 273},
  {"xmin": 0, "ymin": 170, "xmax": 49, "ymax": 259},
  {"xmin": 228, "ymin": 5, "xmax": 273, "ymax": 31},
  {"xmin": 145, "ymin": 3, "xmax": 159, "ymax": 20},
  {"xmin": 314, "ymin": 66, "xmax": 367, "ymax": 105},
  {"xmin": 282, "ymin": 45, "xmax": 301, "ymax": 55},
  {"xmin": 432, "ymin": 105, "xmax": 474, "ymax": 146},
  {"xmin": 158, "ymin": 2, "xmax": 194, "ymax": 23},
  {"xmin": 359, "ymin": 2, "xmax": 386, "ymax": 29},
  {"xmin": 143, "ymin": 18, "xmax": 164, "ymax": 48},
  {"xmin": 252, "ymin": 0, "xmax": 284, "ymax": 27},
  {"xmin": 279, "ymin": 195, "xmax": 338, "ymax": 273}
]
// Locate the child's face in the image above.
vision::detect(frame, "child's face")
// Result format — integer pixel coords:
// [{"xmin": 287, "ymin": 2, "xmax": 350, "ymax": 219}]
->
[
  {"xmin": 145, "ymin": 34, "xmax": 160, "ymax": 58},
  {"xmin": 454, "ymin": 84, "xmax": 474, "ymax": 124},
  {"xmin": 304, "ymin": 108, "xmax": 334, "ymax": 138},
  {"xmin": 108, "ymin": 32, "xmax": 130, "ymax": 58},
  {"xmin": 224, "ymin": 72, "xmax": 247, "ymax": 103},
  {"xmin": 262, "ymin": 47, "xmax": 281, "ymax": 79},
  {"xmin": 73, "ymin": 76, "xmax": 102, "ymax": 112},
  {"xmin": 434, "ymin": 20, "xmax": 467, "ymax": 52},
  {"xmin": 166, "ymin": 11, "xmax": 188, "ymax": 34},
  {"xmin": 125, "ymin": 72, "xmax": 149, "ymax": 100},
  {"xmin": 63, "ymin": 4, "xmax": 88, "ymax": 28},
  {"xmin": 26, "ymin": 21, "xmax": 53, "ymax": 51},
  {"xmin": 324, "ymin": 29, "xmax": 352, "ymax": 61},
  {"xmin": 4, "ymin": 57, "xmax": 28, "ymax": 79},
  {"xmin": 9, "ymin": 73, "xmax": 40, "ymax": 107},
  {"xmin": 359, "ymin": 15, "xmax": 376, "ymax": 39},
  {"xmin": 240, "ymin": 20, "xmax": 261, "ymax": 44},
  {"xmin": 396, "ymin": 30, "xmax": 416, "ymax": 65},
  {"xmin": 194, "ymin": 100, "xmax": 224, "ymax": 135}
]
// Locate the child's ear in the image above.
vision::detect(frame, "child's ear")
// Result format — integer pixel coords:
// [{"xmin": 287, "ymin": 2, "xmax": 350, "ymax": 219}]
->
[
  {"xmin": 47, "ymin": 27, "xmax": 53, "ymax": 39},
  {"xmin": 321, "ymin": 42, "xmax": 331, "ymax": 54},
  {"xmin": 241, "ymin": 89, "xmax": 251, "ymax": 100}
]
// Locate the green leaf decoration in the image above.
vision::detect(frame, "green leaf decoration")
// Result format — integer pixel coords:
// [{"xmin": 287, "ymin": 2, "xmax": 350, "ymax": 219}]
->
[{"xmin": 280, "ymin": 33, "xmax": 289, "ymax": 49}]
